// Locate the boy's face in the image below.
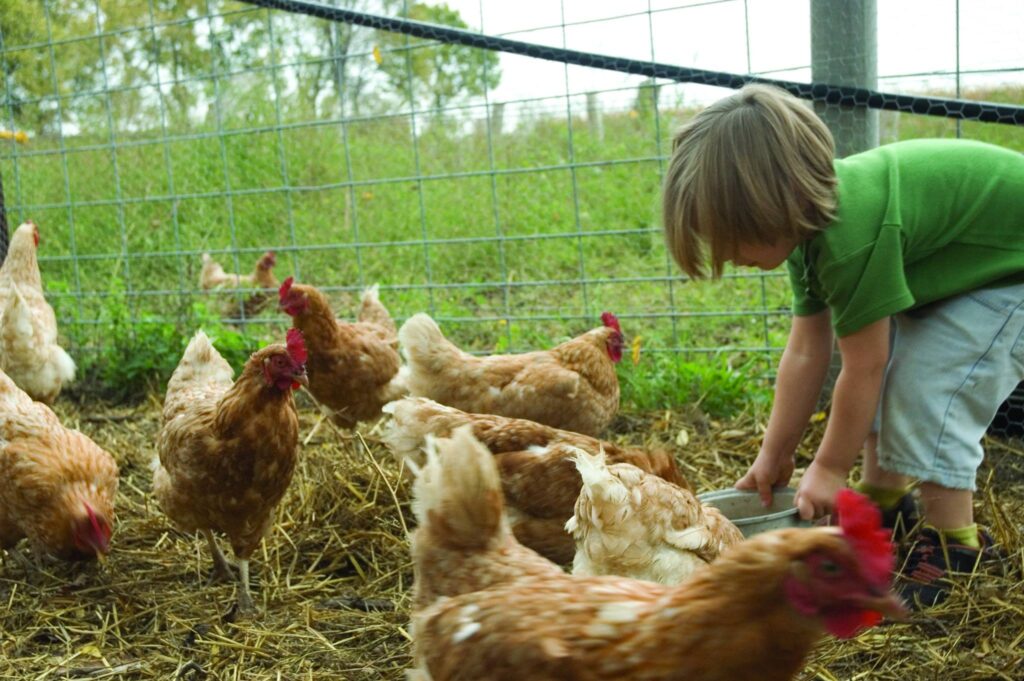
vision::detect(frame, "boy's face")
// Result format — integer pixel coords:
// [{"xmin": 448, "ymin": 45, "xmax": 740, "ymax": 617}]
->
[{"xmin": 730, "ymin": 239, "xmax": 798, "ymax": 271}]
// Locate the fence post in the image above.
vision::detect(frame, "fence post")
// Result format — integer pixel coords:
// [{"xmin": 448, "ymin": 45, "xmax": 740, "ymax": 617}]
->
[
  {"xmin": 810, "ymin": 0, "xmax": 879, "ymax": 157},
  {"xmin": 586, "ymin": 92, "xmax": 603, "ymax": 142},
  {"xmin": 811, "ymin": 0, "xmax": 878, "ymax": 408}
]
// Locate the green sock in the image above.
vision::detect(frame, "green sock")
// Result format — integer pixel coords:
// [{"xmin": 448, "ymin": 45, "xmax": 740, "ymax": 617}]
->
[
  {"xmin": 936, "ymin": 524, "xmax": 980, "ymax": 548},
  {"xmin": 853, "ymin": 481, "xmax": 911, "ymax": 510}
]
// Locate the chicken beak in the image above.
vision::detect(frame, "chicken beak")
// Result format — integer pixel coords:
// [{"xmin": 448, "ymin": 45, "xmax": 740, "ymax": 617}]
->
[
  {"xmin": 292, "ymin": 369, "xmax": 309, "ymax": 388},
  {"xmin": 858, "ymin": 590, "xmax": 909, "ymax": 621}
]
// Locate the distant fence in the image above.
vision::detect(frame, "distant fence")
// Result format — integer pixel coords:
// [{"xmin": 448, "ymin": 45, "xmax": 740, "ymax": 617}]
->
[{"xmin": 2, "ymin": 0, "xmax": 1023, "ymax": 401}]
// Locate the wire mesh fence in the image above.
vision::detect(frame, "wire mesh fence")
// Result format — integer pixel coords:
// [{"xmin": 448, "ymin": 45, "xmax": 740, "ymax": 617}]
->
[{"xmin": 1, "ymin": 0, "xmax": 1023, "ymax": 406}]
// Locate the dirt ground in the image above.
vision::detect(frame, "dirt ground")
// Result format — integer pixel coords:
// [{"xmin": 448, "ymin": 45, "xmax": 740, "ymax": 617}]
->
[{"xmin": 0, "ymin": 395, "xmax": 1021, "ymax": 680}]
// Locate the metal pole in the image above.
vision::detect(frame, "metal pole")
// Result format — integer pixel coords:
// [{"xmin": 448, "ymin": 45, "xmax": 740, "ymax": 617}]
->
[{"xmin": 811, "ymin": 0, "xmax": 879, "ymax": 157}]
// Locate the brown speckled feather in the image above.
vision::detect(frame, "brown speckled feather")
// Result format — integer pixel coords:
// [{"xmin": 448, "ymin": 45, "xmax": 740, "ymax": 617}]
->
[
  {"xmin": 568, "ymin": 451, "xmax": 743, "ymax": 584},
  {"xmin": 153, "ymin": 332, "xmax": 299, "ymax": 559},
  {"xmin": 398, "ymin": 314, "xmax": 619, "ymax": 436},
  {"xmin": 384, "ymin": 398, "xmax": 688, "ymax": 563},
  {"xmin": 0, "ymin": 369, "xmax": 118, "ymax": 559}
]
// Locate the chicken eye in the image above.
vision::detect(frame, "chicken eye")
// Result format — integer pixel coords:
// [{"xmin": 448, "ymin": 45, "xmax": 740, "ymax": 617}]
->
[{"xmin": 819, "ymin": 559, "xmax": 843, "ymax": 575}]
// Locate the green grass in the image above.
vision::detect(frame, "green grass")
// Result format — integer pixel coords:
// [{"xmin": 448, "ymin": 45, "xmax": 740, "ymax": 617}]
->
[{"xmin": 4, "ymin": 84, "xmax": 1024, "ymax": 414}]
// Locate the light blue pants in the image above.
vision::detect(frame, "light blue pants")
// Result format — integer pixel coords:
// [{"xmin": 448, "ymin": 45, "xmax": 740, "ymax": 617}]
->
[{"xmin": 875, "ymin": 282, "xmax": 1024, "ymax": 490}]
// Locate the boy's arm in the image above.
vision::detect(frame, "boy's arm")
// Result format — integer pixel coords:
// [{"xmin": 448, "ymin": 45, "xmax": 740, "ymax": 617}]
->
[
  {"xmin": 794, "ymin": 316, "xmax": 891, "ymax": 519},
  {"xmin": 736, "ymin": 310, "xmax": 833, "ymax": 505}
]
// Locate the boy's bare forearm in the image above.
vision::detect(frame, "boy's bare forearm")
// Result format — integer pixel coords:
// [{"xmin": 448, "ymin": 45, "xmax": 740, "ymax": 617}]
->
[
  {"xmin": 812, "ymin": 317, "xmax": 891, "ymax": 474},
  {"xmin": 812, "ymin": 365, "xmax": 885, "ymax": 474},
  {"xmin": 761, "ymin": 313, "xmax": 833, "ymax": 461}
]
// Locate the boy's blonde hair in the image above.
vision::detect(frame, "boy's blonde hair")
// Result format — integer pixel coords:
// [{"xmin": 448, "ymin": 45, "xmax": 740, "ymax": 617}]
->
[{"xmin": 662, "ymin": 84, "xmax": 838, "ymax": 279}]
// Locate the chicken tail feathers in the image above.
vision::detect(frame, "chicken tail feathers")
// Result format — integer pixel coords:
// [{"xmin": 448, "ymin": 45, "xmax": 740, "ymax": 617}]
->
[
  {"xmin": 359, "ymin": 283, "xmax": 398, "ymax": 337},
  {"xmin": 397, "ymin": 313, "xmax": 457, "ymax": 371},
  {"xmin": 412, "ymin": 425, "xmax": 506, "ymax": 551},
  {"xmin": 168, "ymin": 330, "xmax": 234, "ymax": 393}
]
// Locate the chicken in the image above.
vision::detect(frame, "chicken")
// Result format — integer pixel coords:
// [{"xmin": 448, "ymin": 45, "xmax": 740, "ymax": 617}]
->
[
  {"xmin": 383, "ymin": 397, "xmax": 687, "ymax": 564},
  {"xmin": 397, "ymin": 312, "xmax": 623, "ymax": 436},
  {"xmin": 199, "ymin": 251, "xmax": 278, "ymax": 318},
  {"xmin": 0, "ymin": 221, "xmax": 76, "ymax": 404},
  {"xmin": 409, "ymin": 426, "xmax": 561, "ymax": 609},
  {"xmin": 566, "ymin": 448, "xmax": 743, "ymax": 585},
  {"xmin": 152, "ymin": 328, "xmax": 307, "ymax": 612},
  {"xmin": 278, "ymin": 277, "xmax": 404, "ymax": 428},
  {"xmin": 408, "ymin": 429, "xmax": 907, "ymax": 681},
  {"xmin": 0, "ymin": 368, "xmax": 117, "ymax": 562}
]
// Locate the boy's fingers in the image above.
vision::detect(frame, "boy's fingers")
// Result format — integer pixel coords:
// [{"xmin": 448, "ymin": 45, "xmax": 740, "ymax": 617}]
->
[
  {"xmin": 796, "ymin": 494, "xmax": 815, "ymax": 521},
  {"xmin": 758, "ymin": 480, "xmax": 774, "ymax": 508}
]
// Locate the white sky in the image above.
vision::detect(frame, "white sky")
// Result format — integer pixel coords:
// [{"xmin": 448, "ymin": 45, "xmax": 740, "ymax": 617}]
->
[{"xmin": 439, "ymin": 0, "xmax": 1024, "ymax": 113}]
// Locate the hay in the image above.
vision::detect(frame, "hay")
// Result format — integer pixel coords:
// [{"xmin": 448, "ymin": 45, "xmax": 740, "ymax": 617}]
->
[{"xmin": 1, "ymin": 398, "xmax": 1021, "ymax": 680}]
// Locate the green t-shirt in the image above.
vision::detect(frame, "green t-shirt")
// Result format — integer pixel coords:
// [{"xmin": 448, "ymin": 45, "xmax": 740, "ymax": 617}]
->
[{"xmin": 788, "ymin": 138, "xmax": 1024, "ymax": 336}]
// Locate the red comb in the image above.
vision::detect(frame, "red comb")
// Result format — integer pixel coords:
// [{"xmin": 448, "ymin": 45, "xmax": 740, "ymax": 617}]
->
[
  {"xmin": 279, "ymin": 276, "xmax": 294, "ymax": 302},
  {"xmin": 84, "ymin": 502, "xmax": 110, "ymax": 553},
  {"xmin": 286, "ymin": 328, "xmax": 308, "ymax": 365},
  {"xmin": 835, "ymin": 488, "xmax": 895, "ymax": 588},
  {"xmin": 600, "ymin": 312, "xmax": 621, "ymax": 332}
]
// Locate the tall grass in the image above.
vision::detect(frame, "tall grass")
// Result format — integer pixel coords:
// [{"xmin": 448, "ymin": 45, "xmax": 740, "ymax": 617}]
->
[{"xmin": 3, "ymin": 85, "xmax": 1023, "ymax": 413}]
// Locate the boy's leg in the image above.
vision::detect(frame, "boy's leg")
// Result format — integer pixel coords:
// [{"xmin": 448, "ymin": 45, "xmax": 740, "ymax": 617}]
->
[
  {"xmin": 875, "ymin": 285, "xmax": 1024, "ymax": 607},
  {"xmin": 861, "ymin": 433, "xmax": 912, "ymax": 489}
]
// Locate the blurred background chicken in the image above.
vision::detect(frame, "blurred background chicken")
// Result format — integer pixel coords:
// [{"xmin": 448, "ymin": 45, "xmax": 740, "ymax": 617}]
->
[
  {"xmin": 0, "ymin": 368, "xmax": 118, "ymax": 563},
  {"xmin": 566, "ymin": 448, "xmax": 743, "ymax": 585},
  {"xmin": 383, "ymin": 396, "xmax": 687, "ymax": 564},
  {"xmin": 397, "ymin": 311, "xmax": 623, "ymax": 436},
  {"xmin": 0, "ymin": 221, "xmax": 76, "ymax": 404},
  {"xmin": 408, "ymin": 429, "xmax": 907, "ymax": 681},
  {"xmin": 152, "ymin": 329, "xmax": 307, "ymax": 612},
  {"xmin": 199, "ymin": 250, "xmax": 278, "ymax": 318},
  {"xmin": 278, "ymin": 277, "xmax": 405, "ymax": 429}
]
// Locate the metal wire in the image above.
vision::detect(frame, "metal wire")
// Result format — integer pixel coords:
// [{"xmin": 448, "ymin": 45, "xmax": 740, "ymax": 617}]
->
[
  {"xmin": 239, "ymin": 0, "xmax": 1024, "ymax": 124},
  {"xmin": 1, "ymin": 0, "xmax": 1022, "ymax": 372}
]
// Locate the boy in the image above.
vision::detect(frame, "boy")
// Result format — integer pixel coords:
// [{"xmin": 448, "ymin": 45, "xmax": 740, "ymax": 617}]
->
[{"xmin": 662, "ymin": 83, "xmax": 1022, "ymax": 607}]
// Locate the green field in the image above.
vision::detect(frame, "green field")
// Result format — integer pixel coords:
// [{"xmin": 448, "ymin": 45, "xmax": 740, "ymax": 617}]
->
[{"xmin": 2, "ymin": 84, "xmax": 1024, "ymax": 410}]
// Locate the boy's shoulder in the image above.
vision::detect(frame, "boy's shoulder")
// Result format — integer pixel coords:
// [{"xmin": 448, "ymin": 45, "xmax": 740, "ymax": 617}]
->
[{"xmin": 844, "ymin": 138, "xmax": 1021, "ymax": 165}]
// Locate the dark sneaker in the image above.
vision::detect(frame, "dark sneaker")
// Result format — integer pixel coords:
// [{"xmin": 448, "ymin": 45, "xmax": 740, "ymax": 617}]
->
[
  {"xmin": 880, "ymin": 492, "xmax": 921, "ymax": 543},
  {"xmin": 897, "ymin": 527, "xmax": 1000, "ymax": 609}
]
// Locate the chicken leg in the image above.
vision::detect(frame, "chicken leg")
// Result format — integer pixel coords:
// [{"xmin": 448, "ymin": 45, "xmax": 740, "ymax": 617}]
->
[
  {"xmin": 202, "ymin": 529, "xmax": 234, "ymax": 583},
  {"xmin": 237, "ymin": 559, "xmax": 255, "ymax": 612}
]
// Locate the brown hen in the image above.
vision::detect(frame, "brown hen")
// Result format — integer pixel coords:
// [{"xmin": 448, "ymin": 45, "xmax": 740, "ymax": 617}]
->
[
  {"xmin": 397, "ymin": 312, "xmax": 622, "ymax": 436},
  {"xmin": 0, "ymin": 368, "xmax": 117, "ymax": 563},
  {"xmin": 153, "ymin": 329, "xmax": 306, "ymax": 612},
  {"xmin": 567, "ymin": 448, "xmax": 743, "ymax": 585},
  {"xmin": 199, "ymin": 251, "xmax": 278, "ymax": 318},
  {"xmin": 0, "ymin": 221, "xmax": 76, "ymax": 404},
  {"xmin": 279, "ymin": 277, "xmax": 405, "ymax": 428}
]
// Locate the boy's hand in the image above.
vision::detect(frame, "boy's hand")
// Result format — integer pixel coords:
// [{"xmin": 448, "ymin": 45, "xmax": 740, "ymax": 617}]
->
[
  {"xmin": 736, "ymin": 449, "xmax": 795, "ymax": 508},
  {"xmin": 794, "ymin": 460, "xmax": 847, "ymax": 520}
]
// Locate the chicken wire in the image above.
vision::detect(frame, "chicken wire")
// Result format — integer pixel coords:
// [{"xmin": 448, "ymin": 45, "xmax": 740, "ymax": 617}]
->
[{"xmin": 1, "ymin": 0, "xmax": 1024, "ymax": 401}]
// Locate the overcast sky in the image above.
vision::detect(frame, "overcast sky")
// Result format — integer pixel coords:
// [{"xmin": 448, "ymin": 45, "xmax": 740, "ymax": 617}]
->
[{"xmin": 436, "ymin": 0, "xmax": 1023, "ymax": 112}]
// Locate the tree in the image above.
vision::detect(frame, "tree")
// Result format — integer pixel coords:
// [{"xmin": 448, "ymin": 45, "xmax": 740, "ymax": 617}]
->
[{"xmin": 375, "ymin": 2, "xmax": 500, "ymax": 113}]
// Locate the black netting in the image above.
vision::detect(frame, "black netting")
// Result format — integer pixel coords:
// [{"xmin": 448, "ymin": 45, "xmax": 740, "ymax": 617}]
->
[{"xmin": 240, "ymin": 0, "xmax": 1024, "ymax": 125}]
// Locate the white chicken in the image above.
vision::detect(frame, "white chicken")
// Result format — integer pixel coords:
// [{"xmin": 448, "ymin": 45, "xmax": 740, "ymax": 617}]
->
[
  {"xmin": 0, "ymin": 221, "xmax": 75, "ymax": 404},
  {"xmin": 566, "ymin": 448, "xmax": 743, "ymax": 585}
]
